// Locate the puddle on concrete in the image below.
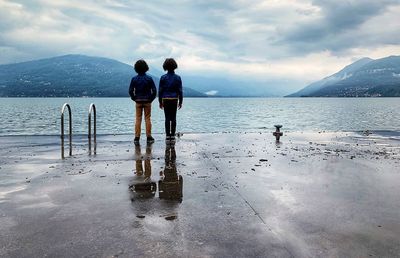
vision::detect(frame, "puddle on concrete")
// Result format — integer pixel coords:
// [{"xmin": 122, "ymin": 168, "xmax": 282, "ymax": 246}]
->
[
  {"xmin": 0, "ymin": 185, "xmax": 27, "ymax": 200},
  {"xmin": 1, "ymin": 133, "xmax": 400, "ymax": 257},
  {"xmin": 129, "ymin": 144, "xmax": 183, "ymax": 202}
]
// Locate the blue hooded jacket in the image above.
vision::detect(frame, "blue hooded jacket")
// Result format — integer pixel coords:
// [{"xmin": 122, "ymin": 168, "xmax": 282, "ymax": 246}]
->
[
  {"xmin": 129, "ymin": 74, "xmax": 157, "ymax": 103},
  {"xmin": 158, "ymin": 71, "xmax": 183, "ymax": 104}
]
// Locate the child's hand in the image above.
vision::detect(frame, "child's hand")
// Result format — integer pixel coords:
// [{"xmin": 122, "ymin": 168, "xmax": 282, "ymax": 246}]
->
[
  {"xmin": 178, "ymin": 103, "xmax": 182, "ymax": 110},
  {"xmin": 159, "ymin": 103, "xmax": 163, "ymax": 109}
]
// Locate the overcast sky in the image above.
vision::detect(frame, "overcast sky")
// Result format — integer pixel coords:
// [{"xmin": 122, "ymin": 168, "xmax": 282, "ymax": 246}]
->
[{"xmin": 1, "ymin": 0, "xmax": 399, "ymax": 88}]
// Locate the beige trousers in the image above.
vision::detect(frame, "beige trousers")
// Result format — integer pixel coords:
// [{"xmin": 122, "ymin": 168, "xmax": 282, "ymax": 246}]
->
[{"xmin": 135, "ymin": 102, "xmax": 152, "ymax": 137}]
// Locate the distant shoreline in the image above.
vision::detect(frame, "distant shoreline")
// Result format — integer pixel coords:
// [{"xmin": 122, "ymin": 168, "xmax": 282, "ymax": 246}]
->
[{"xmin": 1, "ymin": 96, "xmax": 400, "ymax": 98}]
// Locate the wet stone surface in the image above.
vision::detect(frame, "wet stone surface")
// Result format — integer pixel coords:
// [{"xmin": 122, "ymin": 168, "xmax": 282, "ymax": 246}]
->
[{"xmin": 0, "ymin": 132, "xmax": 399, "ymax": 257}]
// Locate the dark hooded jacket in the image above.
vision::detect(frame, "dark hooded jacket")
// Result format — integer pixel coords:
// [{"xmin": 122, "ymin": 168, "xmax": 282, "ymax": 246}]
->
[
  {"xmin": 129, "ymin": 74, "xmax": 157, "ymax": 103},
  {"xmin": 158, "ymin": 71, "xmax": 183, "ymax": 104}
]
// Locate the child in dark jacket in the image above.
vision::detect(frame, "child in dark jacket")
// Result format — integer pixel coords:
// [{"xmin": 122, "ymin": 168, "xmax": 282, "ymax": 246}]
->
[
  {"xmin": 129, "ymin": 59, "xmax": 157, "ymax": 144},
  {"xmin": 158, "ymin": 58, "xmax": 183, "ymax": 142}
]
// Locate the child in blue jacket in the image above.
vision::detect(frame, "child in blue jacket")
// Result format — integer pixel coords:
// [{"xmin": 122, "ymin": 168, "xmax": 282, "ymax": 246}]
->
[
  {"xmin": 158, "ymin": 58, "xmax": 183, "ymax": 142},
  {"xmin": 129, "ymin": 59, "xmax": 156, "ymax": 144}
]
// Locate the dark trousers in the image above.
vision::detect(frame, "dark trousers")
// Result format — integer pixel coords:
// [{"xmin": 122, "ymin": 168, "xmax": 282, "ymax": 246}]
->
[{"xmin": 163, "ymin": 99, "xmax": 178, "ymax": 137}]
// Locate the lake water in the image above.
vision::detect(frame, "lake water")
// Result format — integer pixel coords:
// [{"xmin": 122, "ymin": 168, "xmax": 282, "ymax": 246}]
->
[{"xmin": 0, "ymin": 97, "xmax": 399, "ymax": 136}]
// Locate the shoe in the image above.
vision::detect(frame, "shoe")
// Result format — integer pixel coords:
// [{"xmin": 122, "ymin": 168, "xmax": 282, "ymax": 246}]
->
[
  {"xmin": 166, "ymin": 136, "xmax": 171, "ymax": 141},
  {"xmin": 170, "ymin": 136, "xmax": 176, "ymax": 142},
  {"xmin": 147, "ymin": 136, "xmax": 155, "ymax": 143},
  {"xmin": 134, "ymin": 137, "xmax": 140, "ymax": 145}
]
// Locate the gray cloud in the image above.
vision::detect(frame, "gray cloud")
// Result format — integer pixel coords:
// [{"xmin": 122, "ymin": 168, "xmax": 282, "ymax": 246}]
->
[
  {"xmin": 0, "ymin": 0, "xmax": 399, "ymax": 85},
  {"xmin": 278, "ymin": 0, "xmax": 400, "ymax": 54}
]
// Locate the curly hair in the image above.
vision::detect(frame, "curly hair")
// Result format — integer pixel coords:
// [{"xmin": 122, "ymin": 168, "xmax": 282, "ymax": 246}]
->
[
  {"xmin": 162, "ymin": 58, "xmax": 178, "ymax": 72},
  {"xmin": 134, "ymin": 59, "xmax": 149, "ymax": 74}
]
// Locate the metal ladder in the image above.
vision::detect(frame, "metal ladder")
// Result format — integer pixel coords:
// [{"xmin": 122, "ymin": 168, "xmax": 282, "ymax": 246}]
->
[
  {"xmin": 61, "ymin": 103, "xmax": 72, "ymax": 159},
  {"xmin": 60, "ymin": 103, "xmax": 97, "ymax": 158},
  {"xmin": 88, "ymin": 103, "xmax": 96, "ymax": 155}
]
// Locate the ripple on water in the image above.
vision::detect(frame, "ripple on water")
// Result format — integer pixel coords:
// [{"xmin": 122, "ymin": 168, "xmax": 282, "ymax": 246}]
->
[{"xmin": 0, "ymin": 97, "xmax": 400, "ymax": 135}]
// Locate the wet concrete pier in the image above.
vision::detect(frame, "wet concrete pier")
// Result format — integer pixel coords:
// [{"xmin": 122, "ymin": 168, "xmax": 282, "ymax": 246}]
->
[{"xmin": 1, "ymin": 132, "xmax": 400, "ymax": 257}]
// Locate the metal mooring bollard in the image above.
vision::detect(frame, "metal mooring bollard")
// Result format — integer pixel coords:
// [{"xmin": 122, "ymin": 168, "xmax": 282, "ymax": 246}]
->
[{"xmin": 273, "ymin": 125, "xmax": 283, "ymax": 141}]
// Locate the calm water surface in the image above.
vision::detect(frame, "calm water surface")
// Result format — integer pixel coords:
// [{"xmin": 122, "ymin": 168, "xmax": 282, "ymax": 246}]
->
[{"xmin": 0, "ymin": 98, "xmax": 399, "ymax": 136}]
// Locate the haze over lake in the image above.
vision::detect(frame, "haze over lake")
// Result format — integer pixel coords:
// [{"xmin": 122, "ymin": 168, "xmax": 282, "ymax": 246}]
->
[{"xmin": 1, "ymin": 97, "xmax": 399, "ymax": 136}]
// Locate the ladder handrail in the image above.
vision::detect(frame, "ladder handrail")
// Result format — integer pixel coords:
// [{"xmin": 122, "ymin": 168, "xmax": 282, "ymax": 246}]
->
[
  {"xmin": 61, "ymin": 103, "xmax": 72, "ymax": 159},
  {"xmin": 88, "ymin": 103, "xmax": 96, "ymax": 155}
]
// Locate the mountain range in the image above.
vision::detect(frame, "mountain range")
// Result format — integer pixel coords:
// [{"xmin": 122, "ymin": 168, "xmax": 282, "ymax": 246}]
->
[
  {"xmin": 0, "ymin": 55, "xmax": 206, "ymax": 97},
  {"xmin": 1, "ymin": 54, "xmax": 399, "ymax": 97},
  {"xmin": 288, "ymin": 56, "xmax": 400, "ymax": 97},
  {"xmin": 0, "ymin": 54, "xmax": 298, "ymax": 97}
]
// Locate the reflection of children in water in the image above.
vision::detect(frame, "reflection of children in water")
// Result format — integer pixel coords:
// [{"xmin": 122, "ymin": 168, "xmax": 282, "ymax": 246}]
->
[
  {"xmin": 135, "ymin": 144, "xmax": 152, "ymax": 180},
  {"xmin": 159, "ymin": 145, "xmax": 183, "ymax": 202},
  {"xmin": 130, "ymin": 144, "xmax": 183, "ymax": 201},
  {"xmin": 131, "ymin": 143, "xmax": 156, "ymax": 197}
]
